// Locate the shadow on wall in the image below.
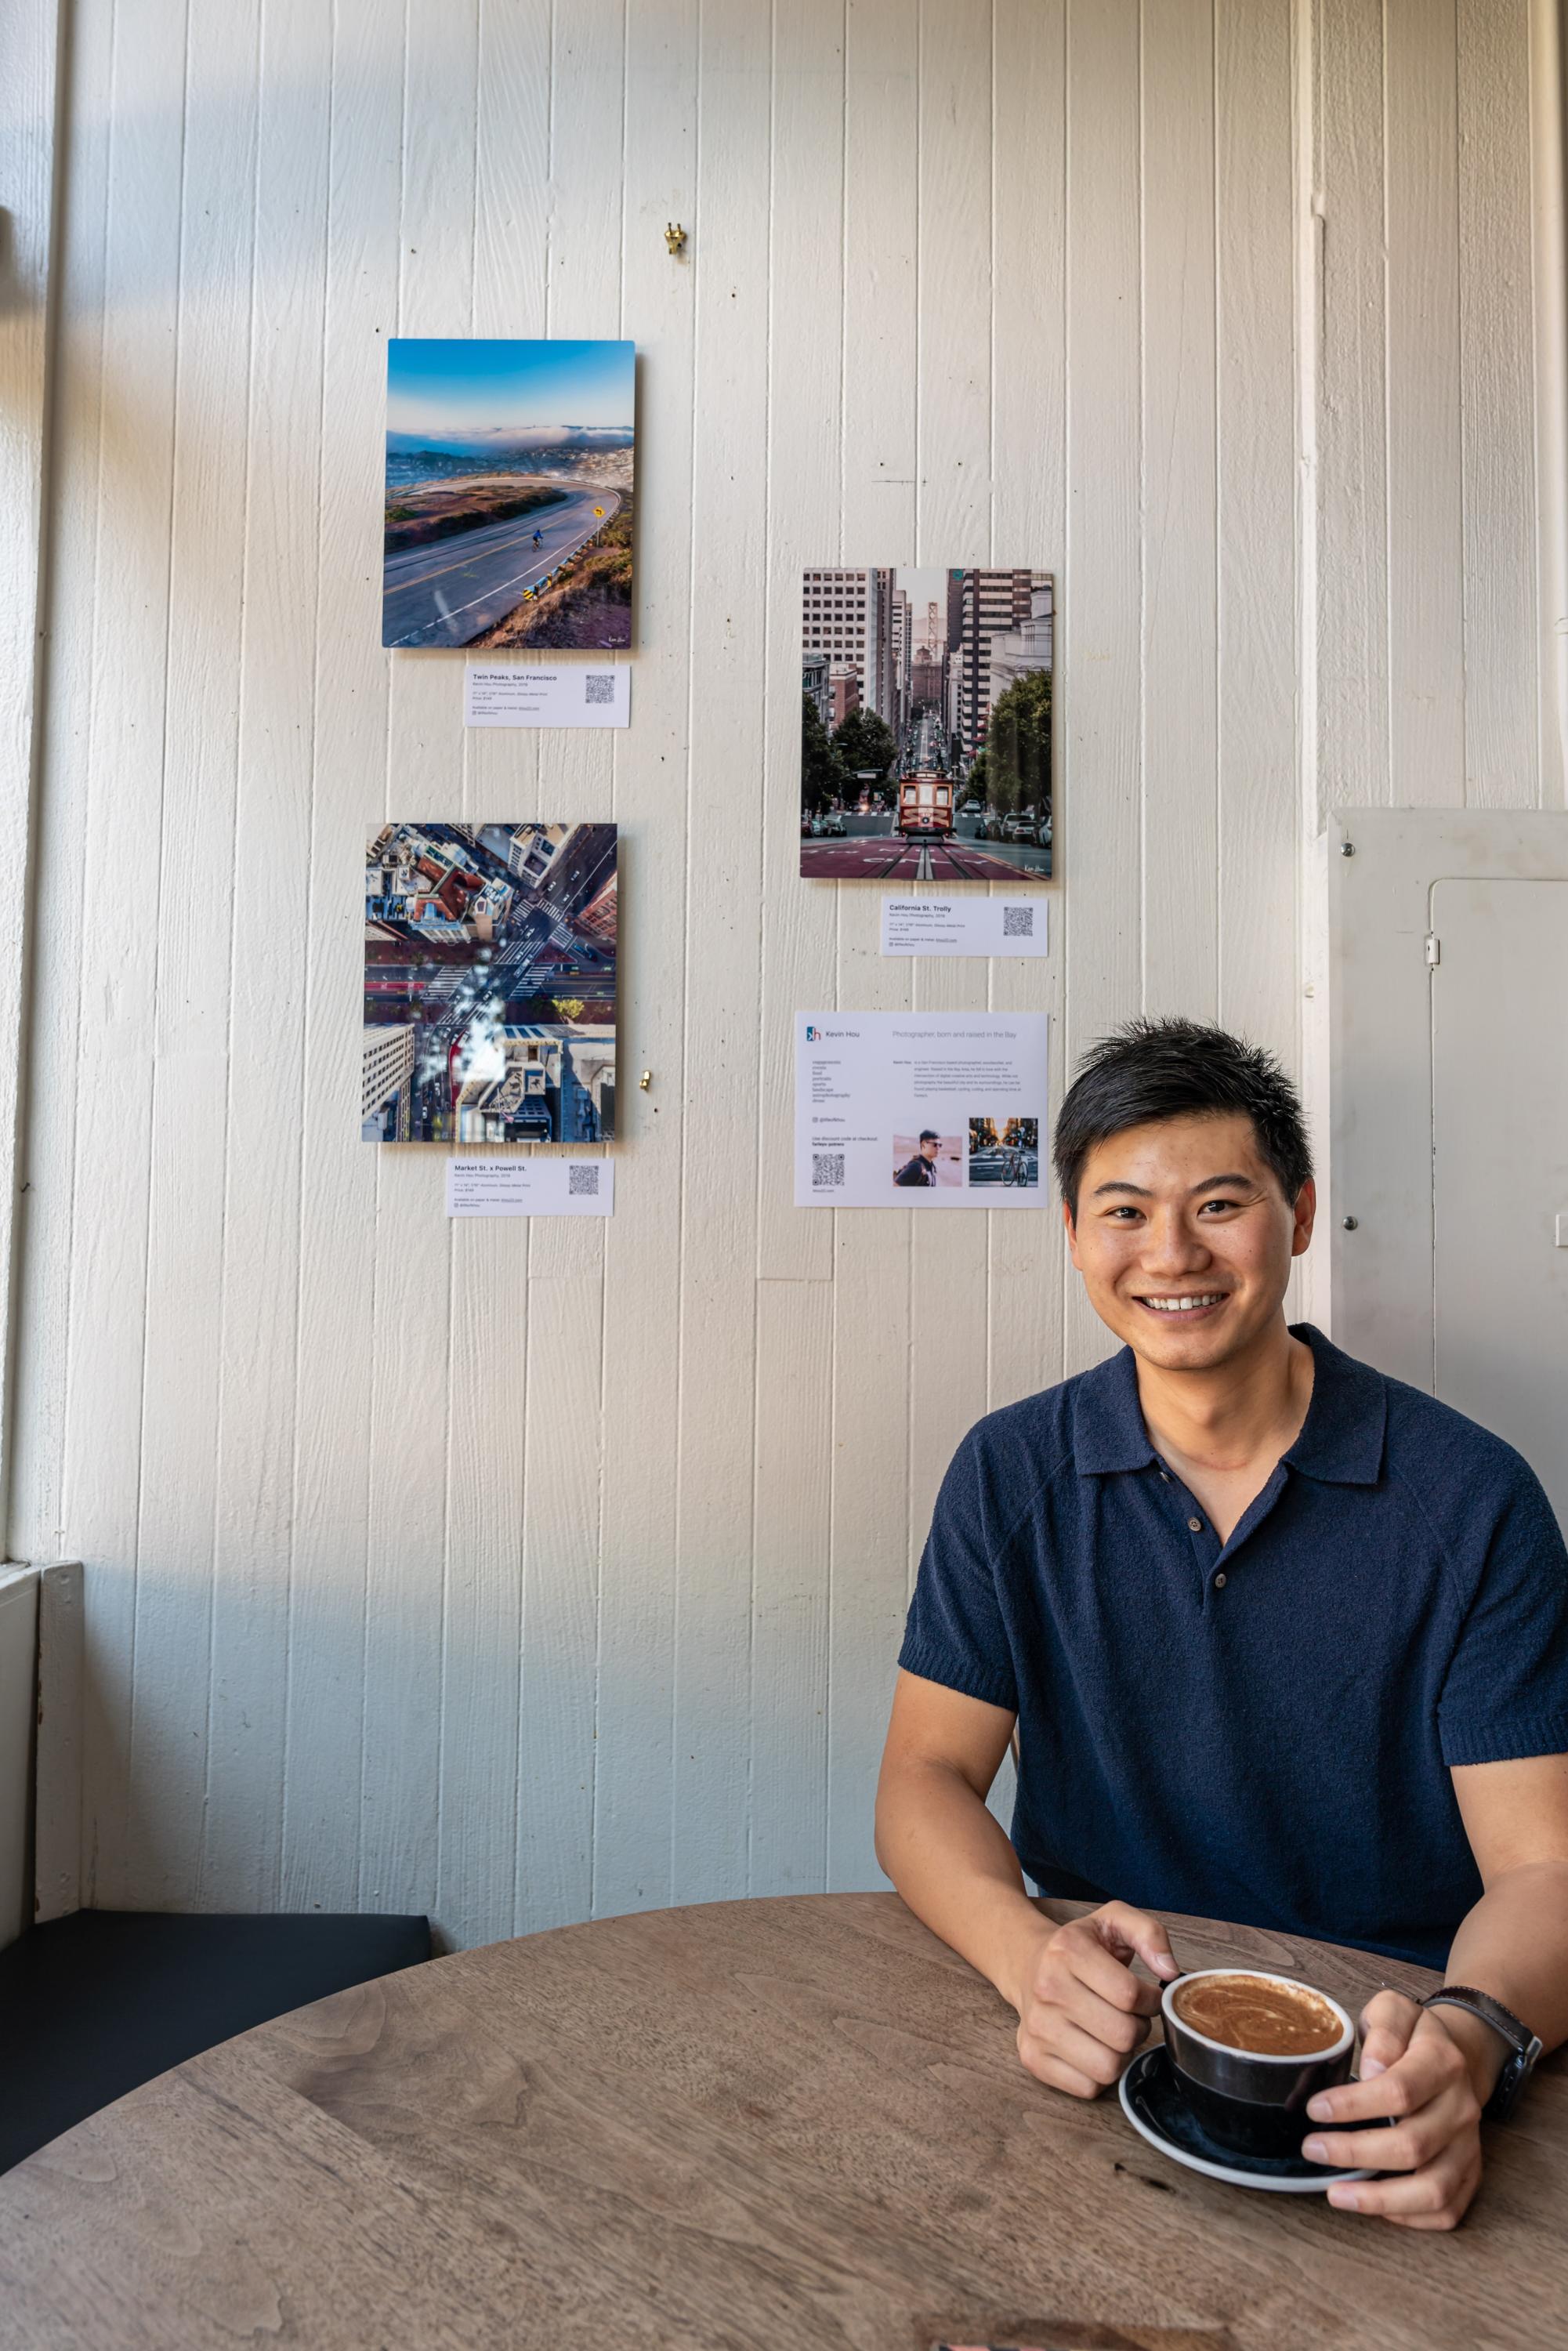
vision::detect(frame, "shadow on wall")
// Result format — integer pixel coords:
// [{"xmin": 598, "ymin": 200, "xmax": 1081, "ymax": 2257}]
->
[
  {"xmin": 74, "ymin": 1566, "xmax": 470, "ymax": 1924},
  {"xmin": 0, "ymin": 207, "xmax": 31, "ymax": 318}
]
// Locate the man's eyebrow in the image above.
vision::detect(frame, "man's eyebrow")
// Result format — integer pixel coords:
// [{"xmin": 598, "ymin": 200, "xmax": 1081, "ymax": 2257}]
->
[{"xmin": 1088, "ymin": 1172, "xmax": 1256, "ymax": 1200}]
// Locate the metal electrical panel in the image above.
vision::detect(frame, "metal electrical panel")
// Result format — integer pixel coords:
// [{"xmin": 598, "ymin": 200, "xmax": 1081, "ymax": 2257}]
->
[
  {"xmin": 1306, "ymin": 813, "xmax": 1568, "ymax": 1529},
  {"xmin": 1431, "ymin": 879, "xmax": 1568, "ymax": 1526}
]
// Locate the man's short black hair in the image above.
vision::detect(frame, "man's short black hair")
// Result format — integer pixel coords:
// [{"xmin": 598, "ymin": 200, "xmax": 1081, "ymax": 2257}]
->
[
  {"xmin": 919, "ymin": 1128, "xmax": 940, "ymax": 1143},
  {"xmin": 1052, "ymin": 1016, "xmax": 1313, "ymax": 1215}
]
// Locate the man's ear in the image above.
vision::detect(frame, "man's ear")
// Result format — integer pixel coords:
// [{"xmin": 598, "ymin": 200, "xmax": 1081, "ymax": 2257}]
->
[
  {"xmin": 1063, "ymin": 1196, "xmax": 1082, "ymax": 1270},
  {"xmin": 1291, "ymin": 1176, "xmax": 1316, "ymax": 1257}
]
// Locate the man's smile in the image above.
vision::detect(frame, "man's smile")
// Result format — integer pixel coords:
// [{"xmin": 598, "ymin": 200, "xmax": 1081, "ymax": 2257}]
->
[{"xmin": 1133, "ymin": 1291, "xmax": 1228, "ymax": 1317}]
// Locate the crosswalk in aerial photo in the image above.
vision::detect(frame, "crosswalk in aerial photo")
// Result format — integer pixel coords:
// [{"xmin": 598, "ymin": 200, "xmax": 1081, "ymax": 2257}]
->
[{"xmin": 364, "ymin": 823, "xmax": 617, "ymax": 1145}]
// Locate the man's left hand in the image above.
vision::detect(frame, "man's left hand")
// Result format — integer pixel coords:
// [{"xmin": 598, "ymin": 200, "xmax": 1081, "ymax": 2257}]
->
[{"xmin": 1301, "ymin": 1990, "xmax": 1494, "ymax": 2230}]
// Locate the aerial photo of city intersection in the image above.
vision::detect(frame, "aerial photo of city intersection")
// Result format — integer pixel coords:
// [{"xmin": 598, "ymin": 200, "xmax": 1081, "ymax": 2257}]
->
[{"xmin": 364, "ymin": 822, "xmax": 616, "ymax": 1144}]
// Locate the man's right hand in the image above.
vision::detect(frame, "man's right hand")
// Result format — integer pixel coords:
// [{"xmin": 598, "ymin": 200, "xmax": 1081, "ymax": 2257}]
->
[{"xmin": 1013, "ymin": 1900, "xmax": 1180, "ymax": 2097}]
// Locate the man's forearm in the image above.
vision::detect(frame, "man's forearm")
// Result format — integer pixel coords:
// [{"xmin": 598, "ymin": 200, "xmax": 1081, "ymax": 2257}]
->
[
  {"xmin": 1440, "ymin": 1859, "xmax": 1568, "ymax": 2100},
  {"xmin": 874, "ymin": 1756, "xmax": 1048, "ymax": 2009}
]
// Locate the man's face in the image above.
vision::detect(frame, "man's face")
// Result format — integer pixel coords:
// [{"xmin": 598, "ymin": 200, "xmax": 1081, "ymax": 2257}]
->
[
  {"xmin": 920, "ymin": 1137, "xmax": 939, "ymax": 1161},
  {"xmin": 1063, "ymin": 1112, "xmax": 1313, "ymax": 1371}
]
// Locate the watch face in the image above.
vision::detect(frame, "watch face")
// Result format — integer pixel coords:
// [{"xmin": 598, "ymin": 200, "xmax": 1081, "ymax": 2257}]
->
[{"xmin": 1491, "ymin": 2056, "xmax": 1528, "ymax": 2121}]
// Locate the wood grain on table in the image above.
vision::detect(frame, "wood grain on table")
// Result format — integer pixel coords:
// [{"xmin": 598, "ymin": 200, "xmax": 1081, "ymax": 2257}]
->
[{"xmin": 0, "ymin": 1894, "xmax": 1563, "ymax": 2351}]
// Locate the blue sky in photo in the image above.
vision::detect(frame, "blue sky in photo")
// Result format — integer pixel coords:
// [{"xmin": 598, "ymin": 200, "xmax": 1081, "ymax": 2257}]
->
[{"xmin": 387, "ymin": 339, "xmax": 634, "ymax": 436}]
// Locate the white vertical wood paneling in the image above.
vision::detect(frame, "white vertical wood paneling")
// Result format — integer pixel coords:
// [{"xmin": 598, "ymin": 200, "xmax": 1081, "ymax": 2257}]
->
[
  {"xmin": 1456, "ymin": 0, "xmax": 1540, "ymax": 808},
  {"xmin": 465, "ymin": 0, "xmax": 550, "ymax": 1946},
  {"xmin": 203, "ymin": 0, "xmax": 332, "ymax": 1911},
  {"xmin": 0, "ymin": 0, "xmax": 59, "ymax": 1549},
  {"xmin": 1140, "ymin": 0, "xmax": 1219, "ymax": 1020},
  {"xmin": 509, "ymin": 0, "xmax": 614, "ymax": 1942},
  {"xmin": 907, "ymin": 0, "xmax": 992, "ymax": 1618},
  {"xmin": 1313, "ymin": 0, "xmax": 1390, "ymax": 817},
  {"xmin": 65, "ymin": 0, "xmax": 193, "ymax": 1907},
  {"xmin": 295, "ymin": 0, "xmax": 405, "ymax": 1918},
  {"xmin": 669, "ymin": 0, "xmax": 770, "ymax": 1907},
  {"xmin": 6, "ymin": 0, "xmax": 1555, "ymax": 1951},
  {"xmin": 1215, "ymin": 0, "xmax": 1296, "ymax": 1063},
  {"xmin": 353, "ymin": 0, "xmax": 472, "ymax": 1928},
  {"xmin": 515, "ymin": 1270, "xmax": 599, "ymax": 1931},
  {"xmin": 755, "ymin": 6, "xmax": 841, "ymax": 1292},
  {"xmin": 825, "ymin": 0, "xmax": 919, "ymax": 1893},
  {"xmin": 747, "ymin": 0, "xmax": 847, "ymax": 1896},
  {"xmin": 988, "ymin": 0, "xmax": 1066, "ymax": 1430},
  {"xmin": 126, "ymin": 0, "xmax": 260, "ymax": 1911},
  {"xmin": 1384, "ymin": 0, "xmax": 1465, "ymax": 810},
  {"xmin": 749, "ymin": 1277, "xmax": 833, "ymax": 1893},
  {"xmin": 1063, "ymin": 0, "xmax": 1142, "ymax": 1381},
  {"xmin": 590, "ymin": 0, "xmax": 697, "ymax": 1921},
  {"xmin": 7, "ymin": 0, "xmax": 84, "ymax": 1578},
  {"xmin": 1530, "ymin": 0, "xmax": 1568, "ymax": 810}
]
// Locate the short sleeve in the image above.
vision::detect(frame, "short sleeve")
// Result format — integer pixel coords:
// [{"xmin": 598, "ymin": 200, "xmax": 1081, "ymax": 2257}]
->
[
  {"xmin": 897, "ymin": 1432, "xmax": 1019, "ymax": 1712},
  {"xmin": 1437, "ymin": 1460, "xmax": 1568, "ymax": 1767}
]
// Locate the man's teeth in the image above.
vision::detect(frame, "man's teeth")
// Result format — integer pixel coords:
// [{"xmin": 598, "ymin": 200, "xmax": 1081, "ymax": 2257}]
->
[{"xmin": 1142, "ymin": 1295, "xmax": 1223, "ymax": 1313}]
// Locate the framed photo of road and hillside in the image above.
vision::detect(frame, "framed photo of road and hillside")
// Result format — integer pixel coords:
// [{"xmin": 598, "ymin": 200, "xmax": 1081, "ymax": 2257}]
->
[
  {"xmin": 383, "ymin": 341, "xmax": 635, "ymax": 651},
  {"xmin": 364, "ymin": 824, "xmax": 617, "ymax": 1145},
  {"xmin": 799, "ymin": 568, "xmax": 1052, "ymax": 882}
]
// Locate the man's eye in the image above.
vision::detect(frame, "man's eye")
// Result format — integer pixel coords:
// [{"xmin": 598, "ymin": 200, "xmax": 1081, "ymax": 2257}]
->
[{"xmin": 1198, "ymin": 1197, "xmax": 1242, "ymax": 1214}]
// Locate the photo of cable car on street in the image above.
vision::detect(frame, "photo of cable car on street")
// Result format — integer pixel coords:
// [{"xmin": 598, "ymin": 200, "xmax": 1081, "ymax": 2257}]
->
[{"xmin": 799, "ymin": 567, "xmax": 1052, "ymax": 881}]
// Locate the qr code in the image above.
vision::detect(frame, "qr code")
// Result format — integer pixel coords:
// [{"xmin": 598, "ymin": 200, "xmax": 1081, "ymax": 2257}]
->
[
  {"xmin": 1002, "ymin": 904, "xmax": 1034, "ymax": 939},
  {"xmin": 568, "ymin": 1165, "xmax": 600, "ymax": 1196},
  {"xmin": 585, "ymin": 672, "xmax": 616, "ymax": 706},
  {"xmin": 812, "ymin": 1153, "xmax": 846, "ymax": 1190}
]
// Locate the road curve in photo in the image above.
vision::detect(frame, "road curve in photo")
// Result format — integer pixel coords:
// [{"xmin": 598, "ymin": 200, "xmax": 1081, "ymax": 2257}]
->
[{"xmin": 382, "ymin": 486, "xmax": 623, "ymax": 650}]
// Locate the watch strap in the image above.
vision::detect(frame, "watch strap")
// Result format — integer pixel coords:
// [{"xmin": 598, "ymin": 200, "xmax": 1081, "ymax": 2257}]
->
[{"xmin": 1420, "ymin": 1985, "xmax": 1543, "ymax": 2122}]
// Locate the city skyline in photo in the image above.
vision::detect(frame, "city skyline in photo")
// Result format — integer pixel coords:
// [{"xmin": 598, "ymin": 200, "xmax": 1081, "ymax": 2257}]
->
[{"xmin": 799, "ymin": 566, "xmax": 1054, "ymax": 882}]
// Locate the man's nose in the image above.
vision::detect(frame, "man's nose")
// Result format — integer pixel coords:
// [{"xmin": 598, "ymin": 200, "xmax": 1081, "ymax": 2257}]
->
[{"xmin": 1138, "ymin": 1208, "xmax": 1210, "ymax": 1272}]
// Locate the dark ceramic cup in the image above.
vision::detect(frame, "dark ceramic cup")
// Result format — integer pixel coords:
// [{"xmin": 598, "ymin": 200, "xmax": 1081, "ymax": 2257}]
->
[{"xmin": 1160, "ymin": 1967, "xmax": 1356, "ymax": 2160}]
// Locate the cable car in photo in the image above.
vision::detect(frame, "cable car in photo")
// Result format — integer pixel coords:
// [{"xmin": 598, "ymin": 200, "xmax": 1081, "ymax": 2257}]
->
[{"xmin": 897, "ymin": 769, "xmax": 954, "ymax": 838}]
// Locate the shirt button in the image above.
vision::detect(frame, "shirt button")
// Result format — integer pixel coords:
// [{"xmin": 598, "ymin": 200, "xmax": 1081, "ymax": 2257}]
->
[
  {"xmin": 1160, "ymin": 1471, "xmax": 1170, "ymax": 1483},
  {"xmin": 1214, "ymin": 1571, "xmax": 1227, "ymax": 1589},
  {"xmin": 1187, "ymin": 1516, "xmax": 1203, "ymax": 1532}
]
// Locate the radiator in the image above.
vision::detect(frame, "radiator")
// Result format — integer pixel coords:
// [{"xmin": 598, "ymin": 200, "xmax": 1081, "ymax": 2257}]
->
[{"xmin": 0, "ymin": 1567, "xmax": 39, "ymax": 1952}]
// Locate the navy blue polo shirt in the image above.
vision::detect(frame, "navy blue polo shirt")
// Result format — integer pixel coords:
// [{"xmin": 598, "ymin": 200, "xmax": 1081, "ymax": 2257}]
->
[{"xmin": 898, "ymin": 1324, "xmax": 1568, "ymax": 1969}]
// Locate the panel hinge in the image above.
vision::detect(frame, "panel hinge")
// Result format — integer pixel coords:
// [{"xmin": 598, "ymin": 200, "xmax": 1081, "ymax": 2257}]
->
[{"xmin": 1425, "ymin": 933, "xmax": 1440, "ymax": 967}]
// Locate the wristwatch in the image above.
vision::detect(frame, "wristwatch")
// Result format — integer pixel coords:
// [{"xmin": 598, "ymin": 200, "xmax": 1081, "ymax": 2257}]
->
[{"xmin": 1420, "ymin": 1985, "xmax": 1544, "ymax": 2122}]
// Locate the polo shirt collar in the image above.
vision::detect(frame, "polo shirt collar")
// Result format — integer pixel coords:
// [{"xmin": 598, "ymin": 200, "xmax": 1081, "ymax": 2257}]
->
[
  {"xmin": 1282, "ymin": 1323, "xmax": 1387, "ymax": 1485},
  {"xmin": 1071, "ymin": 1346, "xmax": 1158, "ymax": 1474},
  {"xmin": 1070, "ymin": 1320, "xmax": 1387, "ymax": 1486}
]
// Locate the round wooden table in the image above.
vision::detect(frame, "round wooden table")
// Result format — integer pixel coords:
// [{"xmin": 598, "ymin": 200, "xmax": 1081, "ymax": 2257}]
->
[{"xmin": 0, "ymin": 1893, "xmax": 1563, "ymax": 2349}]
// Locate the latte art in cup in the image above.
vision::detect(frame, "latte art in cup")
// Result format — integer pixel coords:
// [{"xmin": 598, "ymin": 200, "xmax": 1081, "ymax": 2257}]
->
[
  {"xmin": 1171, "ymin": 1972, "xmax": 1344, "ymax": 2056},
  {"xmin": 1159, "ymin": 1966, "xmax": 1356, "ymax": 2157}
]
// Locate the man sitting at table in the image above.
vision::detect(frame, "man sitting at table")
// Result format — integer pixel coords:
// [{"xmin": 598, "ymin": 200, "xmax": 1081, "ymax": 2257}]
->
[{"xmin": 875, "ymin": 1017, "xmax": 1568, "ymax": 2231}]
